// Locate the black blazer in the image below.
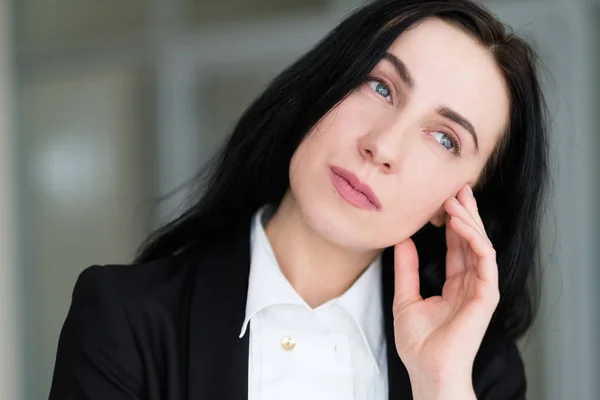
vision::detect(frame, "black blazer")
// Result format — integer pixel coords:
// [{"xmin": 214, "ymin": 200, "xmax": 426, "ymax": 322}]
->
[{"xmin": 49, "ymin": 221, "xmax": 527, "ymax": 399}]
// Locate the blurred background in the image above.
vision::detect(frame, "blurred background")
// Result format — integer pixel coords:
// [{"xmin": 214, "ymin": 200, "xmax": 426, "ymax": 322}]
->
[{"xmin": 0, "ymin": 0, "xmax": 598, "ymax": 399}]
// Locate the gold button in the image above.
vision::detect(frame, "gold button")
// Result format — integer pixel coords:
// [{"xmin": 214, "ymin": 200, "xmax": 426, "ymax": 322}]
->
[{"xmin": 280, "ymin": 336, "xmax": 296, "ymax": 351}]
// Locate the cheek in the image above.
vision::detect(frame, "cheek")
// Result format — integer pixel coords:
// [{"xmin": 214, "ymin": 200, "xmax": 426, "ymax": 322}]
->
[
  {"xmin": 290, "ymin": 101, "xmax": 376, "ymax": 176},
  {"xmin": 382, "ymin": 161, "xmax": 461, "ymax": 229},
  {"xmin": 312, "ymin": 105, "xmax": 374, "ymax": 144},
  {"xmin": 310, "ymin": 91, "xmax": 386, "ymax": 143}
]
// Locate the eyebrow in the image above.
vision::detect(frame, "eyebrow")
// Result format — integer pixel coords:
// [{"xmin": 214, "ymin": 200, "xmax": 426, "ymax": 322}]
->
[
  {"xmin": 437, "ymin": 106, "xmax": 480, "ymax": 153},
  {"xmin": 383, "ymin": 52, "xmax": 480, "ymax": 153},
  {"xmin": 383, "ymin": 52, "xmax": 414, "ymax": 89}
]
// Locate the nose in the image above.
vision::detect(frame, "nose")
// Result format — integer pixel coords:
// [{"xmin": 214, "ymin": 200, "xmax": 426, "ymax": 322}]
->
[{"xmin": 358, "ymin": 129, "xmax": 402, "ymax": 174}]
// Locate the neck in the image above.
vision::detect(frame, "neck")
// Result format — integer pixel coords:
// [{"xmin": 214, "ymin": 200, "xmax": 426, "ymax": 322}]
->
[{"xmin": 264, "ymin": 190, "xmax": 381, "ymax": 309}]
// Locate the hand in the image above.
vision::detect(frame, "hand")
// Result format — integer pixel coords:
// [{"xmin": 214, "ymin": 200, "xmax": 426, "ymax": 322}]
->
[{"xmin": 392, "ymin": 185, "xmax": 499, "ymax": 398}]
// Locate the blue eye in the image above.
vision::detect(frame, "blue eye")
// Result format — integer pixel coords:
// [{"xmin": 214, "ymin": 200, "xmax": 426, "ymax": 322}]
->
[
  {"xmin": 367, "ymin": 80, "xmax": 392, "ymax": 102},
  {"xmin": 431, "ymin": 131, "xmax": 460, "ymax": 154}
]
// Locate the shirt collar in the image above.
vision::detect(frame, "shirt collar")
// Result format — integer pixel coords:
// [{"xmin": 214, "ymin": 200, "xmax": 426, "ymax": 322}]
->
[
  {"xmin": 239, "ymin": 204, "xmax": 307, "ymax": 340},
  {"xmin": 239, "ymin": 204, "xmax": 385, "ymax": 374}
]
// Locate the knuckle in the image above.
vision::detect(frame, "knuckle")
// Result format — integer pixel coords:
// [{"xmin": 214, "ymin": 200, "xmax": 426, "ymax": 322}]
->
[
  {"xmin": 482, "ymin": 285, "xmax": 500, "ymax": 304},
  {"xmin": 491, "ymin": 289, "xmax": 500, "ymax": 304},
  {"xmin": 487, "ymin": 293, "xmax": 500, "ymax": 308}
]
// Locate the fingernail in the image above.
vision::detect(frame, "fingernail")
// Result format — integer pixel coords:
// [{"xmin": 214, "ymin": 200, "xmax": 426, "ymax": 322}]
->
[{"xmin": 467, "ymin": 185, "xmax": 473, "ymax": 196}]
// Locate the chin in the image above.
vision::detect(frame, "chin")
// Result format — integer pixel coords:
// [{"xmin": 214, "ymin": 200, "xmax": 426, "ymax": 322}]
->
[{"xmin": 294, "ymin": 188, "xmax": 387, "ymax": 251}]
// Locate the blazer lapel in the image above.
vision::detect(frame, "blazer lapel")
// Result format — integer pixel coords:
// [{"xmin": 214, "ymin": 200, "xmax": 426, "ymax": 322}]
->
[
  {"xmin": 381, "ymin": 248, "xmax": 414, "ymax": 400},
  {"xmin": 187, "ymin": 222, "xmax": 252, "ymax": 400}
]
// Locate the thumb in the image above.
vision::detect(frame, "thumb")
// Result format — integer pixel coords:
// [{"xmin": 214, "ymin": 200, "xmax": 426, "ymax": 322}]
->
[{"xmin": 393, "ymin": 238, "xmax": 422, "ymax": 311}]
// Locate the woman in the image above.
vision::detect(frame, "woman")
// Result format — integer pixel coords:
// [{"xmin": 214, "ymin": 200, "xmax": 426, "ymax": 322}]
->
[{"xmin": 49, "ymin": 0, "xmax": 548, "ymax": 399}]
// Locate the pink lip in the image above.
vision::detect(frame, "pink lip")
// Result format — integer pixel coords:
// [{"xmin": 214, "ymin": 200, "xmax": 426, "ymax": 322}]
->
[{"xmin": 329, "ymin": 165, "xmax": 382, "ymax": 211}]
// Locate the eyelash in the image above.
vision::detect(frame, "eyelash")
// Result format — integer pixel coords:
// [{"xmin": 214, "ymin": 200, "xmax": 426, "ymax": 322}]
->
[{"xmin": 364, "ymin": 75, "xmax": 462, "ymax": 157}]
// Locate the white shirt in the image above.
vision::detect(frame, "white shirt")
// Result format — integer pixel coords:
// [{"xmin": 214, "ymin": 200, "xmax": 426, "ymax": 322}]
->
[{"xmin": 239, "ymin": 205, "xmax": 388, "ymax": 400}]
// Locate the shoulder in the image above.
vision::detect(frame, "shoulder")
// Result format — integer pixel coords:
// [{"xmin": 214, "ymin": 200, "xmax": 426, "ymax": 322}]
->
[
  {"xmin": 73, "ymin": 223, "xmax": 250, "ymax": 325},
  {"xmin": 50, "ymin": 248, "xmax": 206, "ymax": 396},
  {"xmin": 73, "ymin": 247, "xmax": 202, "ymax": 323},
  {"xmin": 51, "ymin": 229, "xmax": 250, "ymax": 398},
  {"xmin": 473, "ymin": 331, "xmax": 527, "ymax": 399}
]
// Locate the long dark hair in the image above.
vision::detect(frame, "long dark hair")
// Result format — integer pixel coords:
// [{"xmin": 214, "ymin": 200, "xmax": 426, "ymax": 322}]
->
[{"xmin": 135, "ymin": 0, "xmax": 549, "ymax": 341}]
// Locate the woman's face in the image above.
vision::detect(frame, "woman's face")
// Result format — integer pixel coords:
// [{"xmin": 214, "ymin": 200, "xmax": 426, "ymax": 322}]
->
[{"xmin": 288, "ymin": 17, "xmax": 510, "ymax": 251}]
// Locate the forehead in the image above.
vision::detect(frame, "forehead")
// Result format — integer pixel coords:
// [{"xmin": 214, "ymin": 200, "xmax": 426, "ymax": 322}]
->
[{"xmin": 386, "ymin": 17, "xmax": 510, "ymax": 155}]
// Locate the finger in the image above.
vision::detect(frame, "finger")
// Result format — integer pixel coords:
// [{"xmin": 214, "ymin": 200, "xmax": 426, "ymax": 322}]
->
[
  {"xmin": 449, "ymin": 216, "xmax": 498, "ymax": 285},
  {"xmin": 444, "ymin": 213, "xmax": 468, "ymax": 277},
  {"xmin": 456, "ymin": 185, "xmax": 486, "ymax": 236},
  {"xmin": 444, "ymin": 196, "xmax": 489, "ymax": 244},
  {"xmin": 393, "ymin": 238, "xmax": 422, "ymax": 311},
  {"xmin": 445, "ymin": 212, "xmax": 464, "ymax": 252}
]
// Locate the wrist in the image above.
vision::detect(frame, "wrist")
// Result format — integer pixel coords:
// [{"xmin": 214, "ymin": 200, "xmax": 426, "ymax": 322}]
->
[{"xmin": 408, "ymin": 370, "xmax": 476, "ymax": 400}]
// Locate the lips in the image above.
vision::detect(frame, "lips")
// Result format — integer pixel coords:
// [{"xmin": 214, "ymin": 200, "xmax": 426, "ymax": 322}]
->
[{"xmin": 330, "ymin": 165, "xmax": 382, "ymax": 210}]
